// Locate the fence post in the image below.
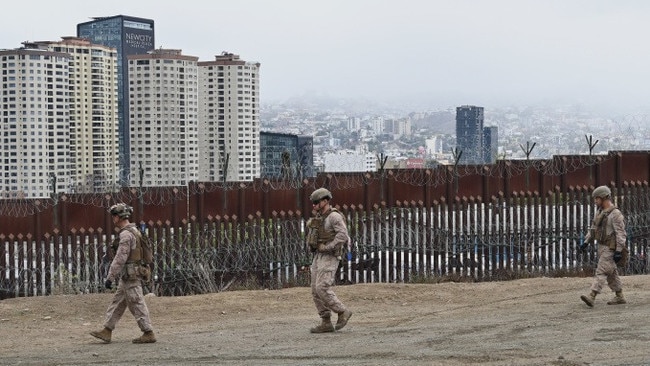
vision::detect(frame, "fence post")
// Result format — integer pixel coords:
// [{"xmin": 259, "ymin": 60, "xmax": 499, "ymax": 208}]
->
[
  {"xmin": 503, "ymin": 161, "xmax": 511, "ymax": 198},
  {"xmin": 560, "ymin": 157, "xmax": 568, "ymax": 193},
  {"xmin": 386, "ymin": 171, "xmax": 394, "ymax": 207},
  {"xmin": 538, "ymin": 162, "xmax": 546, "ymax": 196},
  {"xmin": 482, "ymin": 166, "xmax": 490, "ymax": 203},
  {"xmin": 615, "ymin": 152, "xmax": 623, "ymax": 191}
]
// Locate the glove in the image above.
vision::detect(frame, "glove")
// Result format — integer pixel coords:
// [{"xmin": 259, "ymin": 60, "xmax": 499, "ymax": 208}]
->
[
  {"xmin": 579, "ymin": 242, "xmax": 588, "ymax": 253},
  {"xmin": 104, "ymin": 280, "xmax": 112, "ymax": 289},
  {"xmin": 613, "ymin": 251, "xmax": 623, "ymax": 263}
]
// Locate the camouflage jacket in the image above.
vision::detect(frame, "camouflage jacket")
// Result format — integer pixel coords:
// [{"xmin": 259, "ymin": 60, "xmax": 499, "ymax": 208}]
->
[{"xmin": 107, "ymin": 223, "xmax": 138, "ymax": 282}]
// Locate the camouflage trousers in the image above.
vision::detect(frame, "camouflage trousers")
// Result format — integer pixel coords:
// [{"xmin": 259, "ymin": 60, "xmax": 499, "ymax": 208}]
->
[
  {"xmin": 591, "ymin": 244, "xmax": 622, "ymax": 294},
  {"xmin": 311, "ymin": 252, "xmax": 347, "ymax": 319},
  {"xmin": 103, "ymin": 278, "xmax": 153, "ymax": 332}
]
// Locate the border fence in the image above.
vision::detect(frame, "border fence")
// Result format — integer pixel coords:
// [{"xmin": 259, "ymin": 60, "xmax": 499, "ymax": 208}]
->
[
  {"xmin": 1, "ymin": 183, "xmax": 649, "ymax": 299},
  {"xmin": 1, "ymin": 151, "xmax": 650, "ymax": 298}
]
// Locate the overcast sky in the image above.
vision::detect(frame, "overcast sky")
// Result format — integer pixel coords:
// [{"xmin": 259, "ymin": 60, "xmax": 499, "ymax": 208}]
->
[{"xmin": 3, "ymin": 0, "xmax": 650, "ymax": 112}]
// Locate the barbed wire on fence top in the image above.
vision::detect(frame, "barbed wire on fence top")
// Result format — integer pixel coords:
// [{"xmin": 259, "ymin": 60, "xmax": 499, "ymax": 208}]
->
[{"xmin": 0, "ymin": 150, "xmax": 648, "ymax": 218}]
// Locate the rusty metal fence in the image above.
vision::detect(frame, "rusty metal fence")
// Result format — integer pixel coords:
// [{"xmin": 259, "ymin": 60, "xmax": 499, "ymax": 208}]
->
[{"xmin": 2, "ymin": 183, "xmax": 648, "ymax": 299}]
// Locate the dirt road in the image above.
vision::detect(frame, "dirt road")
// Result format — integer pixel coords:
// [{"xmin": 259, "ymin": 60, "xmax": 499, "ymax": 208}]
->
[{"xmin": 2, "ymin": 275, "xmax": 650, "ymax": 365}]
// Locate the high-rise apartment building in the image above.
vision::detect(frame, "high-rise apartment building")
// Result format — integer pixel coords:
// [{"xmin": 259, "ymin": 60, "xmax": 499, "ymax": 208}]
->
[
  {"xmin": 0, "ymin": 47, "xmax": 72, "ymax": 198},
  {"xmin": 77, "ymin": 15, "xmax": 155, "ymax": 184},
  {"xmin": 127, "ymin": 49, "xmax": 199, "ymax": 187},
  {"xmin": 198, "ymin": 52, "xmax": 260, "ymax": 182},
  {"xmin": 30, "ymin": 37, "xmax": 119, "ymax": 193},
  {"xmin": 456, "ymin": 105, "xmax": 484, "ymax": 164}
]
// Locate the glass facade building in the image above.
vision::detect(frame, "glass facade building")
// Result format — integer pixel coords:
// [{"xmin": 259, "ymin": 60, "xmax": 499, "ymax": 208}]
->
[
  {"xmin": 77, "ymin": 15, "xmax": 155, "ymax": 184},
  {"xmin": 260, "ymin": 132, "xmax": 314, "ymax": 179}
]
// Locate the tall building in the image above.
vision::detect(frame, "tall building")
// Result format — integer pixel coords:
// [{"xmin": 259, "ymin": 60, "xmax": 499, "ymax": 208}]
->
[
  {"xmin": 385, "ymin": 118, "xmax": 412, "ymax": 137},
  {"xmin": 198, "ymin": 52, "xmax": 260, "ymax": 182},
  {"xmin": 456, "ymin": 105, "xmax": 484, "ymax": 164},
  {"xmin": 127, "ymin": 49, "xmax": 199, "ymax": 187},
  {"xmin": 0, "ymin": 47, "xmax": 72, "ymax": 198},
  {"xmin": 30, "ymin": 37, "xmax": 119, "ymax": 193},
  {"xmin": 260, "ymin": 132, "xmax": 314, "ymax": 179},
  {"xmin": 77, "ymin": 15, "xmax": 155, "ymax": 184},
  {"xmin": 483, "ymin": 126, "xmax": 498, "ymax": 164}
]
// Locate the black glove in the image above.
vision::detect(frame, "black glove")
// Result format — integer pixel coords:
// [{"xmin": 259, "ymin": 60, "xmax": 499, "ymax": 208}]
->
[
  {"xmin": 579, "ymin": 242, "xmax": 588, "ymax": 252},
  {"xmin": 104, "ymin": 280, "xmax": 112, "ymax": 289},
  {"xmin": 613, "ymin": 251, "xmax": 623, "ymax": 263}
]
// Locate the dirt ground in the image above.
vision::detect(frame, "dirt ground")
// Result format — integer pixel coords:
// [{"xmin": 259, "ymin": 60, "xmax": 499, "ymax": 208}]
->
[{"xmin": 2, "ymin": 275, "xmax": 650, "ymax": 366}]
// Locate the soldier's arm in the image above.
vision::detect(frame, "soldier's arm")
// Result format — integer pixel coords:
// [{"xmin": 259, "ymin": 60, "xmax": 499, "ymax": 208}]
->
[
  {"xmin": 612, "ymin": 210, "xmax": 627, "ymax": 252},
  {"xmin": 107, "ymin": 233, "xmax": 130, "ymax": 282}
]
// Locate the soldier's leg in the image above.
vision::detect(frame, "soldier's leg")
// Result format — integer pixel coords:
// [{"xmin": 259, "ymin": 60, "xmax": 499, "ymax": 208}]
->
[
  {"xmin": 589, "ymin": 247, "xmax": 611, "ymax": 294},
  {"xmin": 311, "ymin": 254, "xmax": 330, "ymax": 318},
  {"xmin": 607, "ymin": 269, "xmax": 622, "ymax": 292},
  {"xmin": 124, "ymin": 280, "xmax": 153, "ymax": 332},
  {"xmin": 313, "ymin": 255, "xmax": 347, "ymax": 314},
  {"xmin": 103, "ymin": 280, "xmax": 128, "ymax": 330}
]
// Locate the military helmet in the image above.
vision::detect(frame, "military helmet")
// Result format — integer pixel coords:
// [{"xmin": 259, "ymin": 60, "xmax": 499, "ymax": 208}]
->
[
  {"xmin": 592, "ymin": 185, "xmax": 611, "ymax": 199},
  {"xmin": 310, "ymin": 188, "xmax": 332, "ymax": 202},
  {"xmin": 109, "ymin": 203, "xmax": 133, "ymax": 219}
]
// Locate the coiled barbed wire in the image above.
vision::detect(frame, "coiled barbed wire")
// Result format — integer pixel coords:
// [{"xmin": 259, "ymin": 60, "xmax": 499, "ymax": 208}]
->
[{"xmin": 2, "ymin": 189, "xmax": 648, "ymax": 298}]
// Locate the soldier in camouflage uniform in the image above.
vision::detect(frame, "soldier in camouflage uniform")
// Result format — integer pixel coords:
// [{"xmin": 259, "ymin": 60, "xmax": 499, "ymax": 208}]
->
[
  {"xmin": 580, "ymin": 185, "xmax": 627, "ymax": 307},
  {"xmin": 90, "ymin": 203, "xmax": 156, "ymax": 344},
  {"xmin": 306, "ymin": 188, "xmax": 353, "ymax": 333}
]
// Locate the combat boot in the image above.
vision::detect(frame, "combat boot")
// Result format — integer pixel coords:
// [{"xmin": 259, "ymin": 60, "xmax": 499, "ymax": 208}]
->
[
  {"xmin": 90, "ymin": 327, "xmax": 112, "ymax": 343},
  {"xmin": 335, "ymin": 310, "xmax": 353, "ymax": 330},
  {"xmin": 132, "ymin": 330, "xmax": 156, "ymax": 343},
  {"xmin": 607, "ymin": 291, "xmax": 626, "ymax": 305},
  {"xmin": 310, "ymin": 317, "xmax": 335, "ymax": 333},
  {"xmin": 580, "ymin": 290, "xmax": 597, "ymax": 307}
]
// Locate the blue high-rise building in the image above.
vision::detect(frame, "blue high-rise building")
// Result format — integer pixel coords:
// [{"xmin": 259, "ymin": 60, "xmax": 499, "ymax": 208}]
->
[
  {"xmin": 456, "ymin": 105, "xmax": 484, "ymax": 164},
  {"xmin": 77, "ymin": 15, "xmax": 155, "ymax": 184}
]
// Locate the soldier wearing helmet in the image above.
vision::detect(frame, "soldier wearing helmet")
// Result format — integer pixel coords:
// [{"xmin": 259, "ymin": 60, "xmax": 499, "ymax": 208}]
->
[
  {"xmin": 306, "ymin": 188, "xmax": 352, "ymax": 333},
  {"xmin": 579, "ymin": 185, "xmax": 627, "ymax": 307},
  {"xmin": 90, "ymin": 203, "xmax": 157, "ymax": 344}
]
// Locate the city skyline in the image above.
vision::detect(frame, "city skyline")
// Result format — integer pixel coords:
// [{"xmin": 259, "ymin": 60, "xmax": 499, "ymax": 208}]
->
[{"xmin": 2, "ymin": 1, "xmax": 650, "ymax": 114}]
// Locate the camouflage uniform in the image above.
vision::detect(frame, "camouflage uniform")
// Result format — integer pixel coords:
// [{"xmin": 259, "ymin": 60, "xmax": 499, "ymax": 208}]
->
[
  {"xmin": 103, "ymin": 223, "xmax": 154, "ymax": 333},
  {"xmin": 585, "ymin": 208, "xmax": 626, "ymax": 295},
  {"xmin": 311, "ymin": 209, "xmax": 350, "ymax": 319}
]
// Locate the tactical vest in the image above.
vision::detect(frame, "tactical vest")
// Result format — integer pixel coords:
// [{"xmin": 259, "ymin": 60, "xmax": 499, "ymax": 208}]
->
[
  {"xmin": 592, "ymin": 206, "xmax": 616, "ymax": 250},
  {"xmin": 306, "ymin": 208, "xmax": 344, "ymax": 254},
  {"xmin": 122, "ymin": 226, "xmax": 143, "ymax": 263},
  {"xmin": 120, "ymin": 226, "xmax": 152, "ymax": 282}
]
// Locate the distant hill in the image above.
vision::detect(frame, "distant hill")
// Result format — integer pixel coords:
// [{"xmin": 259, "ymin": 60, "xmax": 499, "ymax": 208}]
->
[{"xmin": 411, "ymin": 111, "xmax": 456, "ymax": 135}]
